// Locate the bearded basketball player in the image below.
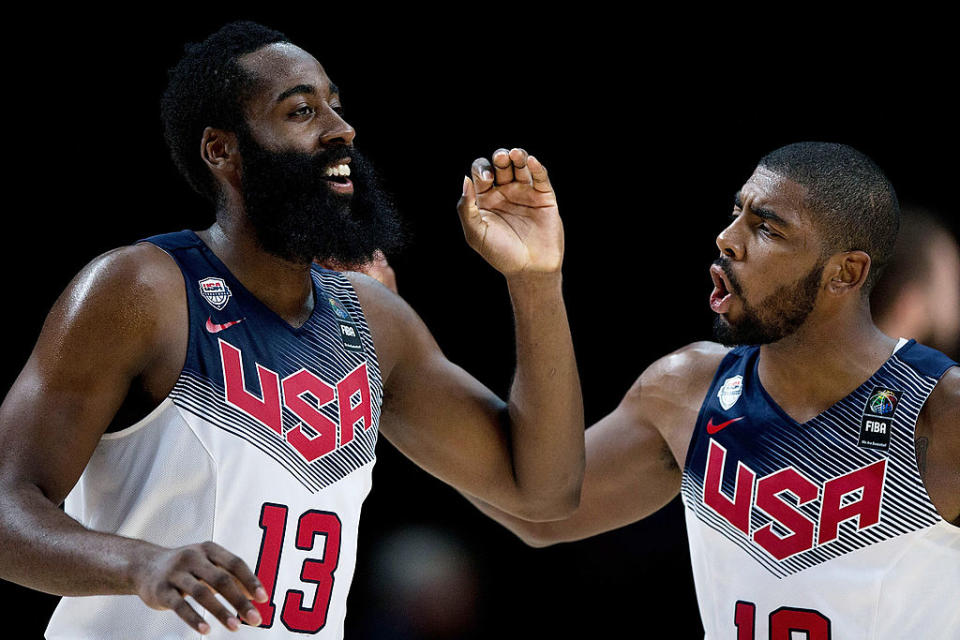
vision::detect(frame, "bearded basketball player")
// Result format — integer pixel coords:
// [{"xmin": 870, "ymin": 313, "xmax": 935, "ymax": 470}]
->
[
  {"xmin": 471, "ymin": 142, "xmax": 960, "ymax": 638},
  {"xmin": 0, "ymin": 22, "xmax": 584, "ymax": 638}
]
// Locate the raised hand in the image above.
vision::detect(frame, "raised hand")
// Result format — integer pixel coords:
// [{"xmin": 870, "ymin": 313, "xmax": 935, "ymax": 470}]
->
[
  {"xmin": 457, "ymin": 148, "xmax": 563, "ymax": 277},
  {"xmin": 133, "ymin": 541, "xmax": 268, "ymax": 634}
]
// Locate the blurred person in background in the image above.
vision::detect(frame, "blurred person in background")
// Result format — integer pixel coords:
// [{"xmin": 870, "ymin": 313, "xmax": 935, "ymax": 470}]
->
[
  {"xmin": 354, "ymin": 526, "xmax": 480, "ymax": 640},
  {"xmin": 871, "ymin": 208, "xmax": 960, "ymax": 359}
]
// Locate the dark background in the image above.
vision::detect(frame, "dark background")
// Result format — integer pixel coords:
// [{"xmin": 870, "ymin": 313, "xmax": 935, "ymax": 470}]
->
[{"xmin": 3, "ymin": 10, "xmax": 957, "ymax": 638}]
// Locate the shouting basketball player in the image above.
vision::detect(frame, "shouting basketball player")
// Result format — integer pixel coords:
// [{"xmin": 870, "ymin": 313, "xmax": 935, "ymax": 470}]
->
[
  {"xmin": 0, "ymin": 22, "xmax": 584, "ymax": 638},
  {"xmin": 471, "ymin": 142, "xmax": 960, "ymax": 638}
]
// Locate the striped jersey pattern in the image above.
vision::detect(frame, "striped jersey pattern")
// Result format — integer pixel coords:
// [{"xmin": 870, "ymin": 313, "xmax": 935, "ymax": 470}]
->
[
  {"xmin": 681, "ymin": 340, "xmax": 952, "ymax": 579},
  {"xmin": 169, "ymin": 267, "xmax": 382, "ymax": 493},
  {"xmin": 47, "ymin": 230, "xmax": 384, "ymax": 639}
]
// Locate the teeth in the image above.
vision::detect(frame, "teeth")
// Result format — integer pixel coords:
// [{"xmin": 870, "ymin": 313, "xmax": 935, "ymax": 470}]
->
[{"xmin": 323, "ymin": 164, "xmax": 351, "ymax": 177}]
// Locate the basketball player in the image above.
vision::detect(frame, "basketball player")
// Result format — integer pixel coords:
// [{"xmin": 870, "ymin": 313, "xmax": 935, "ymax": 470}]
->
[
  {"xmin": 470, "ymin": 142, "xmax": 960, "ymax": 638},
  {"xmin": 0, "ymin": 22, "xmax": 584, "ymax": 638}
]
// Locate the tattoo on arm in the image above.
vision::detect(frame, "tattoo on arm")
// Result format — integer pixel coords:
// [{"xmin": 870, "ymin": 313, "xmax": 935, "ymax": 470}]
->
[
  {"xmin": 914, "ymin": 436, "xmax": 929, "ymax": 478},
  {"xmin": 662, "ymin": 441, "xmax": 679, "ymax": 472}
]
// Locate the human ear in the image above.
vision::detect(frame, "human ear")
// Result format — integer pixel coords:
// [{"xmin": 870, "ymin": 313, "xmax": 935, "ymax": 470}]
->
[{"xmin": 826, "ymin": 250, "xmax": 871, "ymax": 295}]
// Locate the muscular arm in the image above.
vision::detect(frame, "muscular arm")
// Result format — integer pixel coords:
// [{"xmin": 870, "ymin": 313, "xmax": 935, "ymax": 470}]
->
[
  {"xmin": 353, "ymin": 269, "xmax": 583, "ymax": 521},
  {"xmin": 0, "ymin": 245, "xmax": 265, "ymax": 634},
  {"xmin": 0, "ymin": 246, "xmax": 174, "ymax": 593},
  {"xmin": 465, "ymin": 342, "xmax": 727, "ymax": 545},
  {"xmin": 352, "ymin": 149, "xmax": 584, "ymax": 521},
  {"xmin": 916, "ymin": 366, "xmax": 960, "ymax": 525}
]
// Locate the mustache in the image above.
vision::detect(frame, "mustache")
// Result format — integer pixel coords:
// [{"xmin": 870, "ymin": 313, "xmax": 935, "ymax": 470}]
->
[
  {"xmin": 712, "ymin": 255, "xmax": 743, "ymax": 297},
  {"xmin": 239, "ymin": 136, "xmax": 360, "ymax": 178},
  {"xmin": 308, "ymin": 145, "xmax": 356, "ymax": 169}
]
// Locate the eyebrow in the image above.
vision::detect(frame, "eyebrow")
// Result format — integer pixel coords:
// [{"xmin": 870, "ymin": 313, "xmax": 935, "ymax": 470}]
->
[
  {"xmin": 733, "ymin": 191, "xmax": 790, "ymax": 227},
  {"xmin": 276, "ymin": 82, "xmax": 340, "ymax": 103}
]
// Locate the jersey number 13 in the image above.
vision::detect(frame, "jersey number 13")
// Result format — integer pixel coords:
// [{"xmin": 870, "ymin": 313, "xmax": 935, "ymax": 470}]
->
[{"xmin": 252, "ymin": 502, "xmax": 342, "ymax": 633}]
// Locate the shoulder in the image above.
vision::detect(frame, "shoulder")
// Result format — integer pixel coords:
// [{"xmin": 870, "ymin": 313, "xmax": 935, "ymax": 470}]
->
[
  {"xmin": 629, "ymin": 341, "xmax": 731, "ymax": 401},
  {"xmin": 43, "ymin": 243, "xmax": 185, "ymax": 355},
  {"xmin": 71, "ymin": 242, "xmax": 182, "ymax": 292},
  {"xmin": 617, "ymin": 341, "xmax": 729, "ymax": 446},
  {"xmin": 916, "ymin": 363, "xmax": 960, "ymax": 524},
  {"xmin": 63, "ymin": 243, "xmax": 182, "ymax": 315},
  {"xmin": 922, "ymin": 365, "xmax": 960, "ymax": 433}
]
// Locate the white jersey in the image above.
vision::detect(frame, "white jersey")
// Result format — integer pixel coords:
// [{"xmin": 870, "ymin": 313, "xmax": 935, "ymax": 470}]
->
[
  {"xmin": 680, "ymin": 340, "xmax": 960, "ymax": 639},
  {"xmin": 47, "ymin": 231, "xmax": 383, "ymax": 639}
]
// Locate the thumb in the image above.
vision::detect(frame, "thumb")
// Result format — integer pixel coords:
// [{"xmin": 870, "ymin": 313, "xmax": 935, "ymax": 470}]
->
[{"xmin": 457, "ymin": 176, "xmax": 483, "ymax": 239}]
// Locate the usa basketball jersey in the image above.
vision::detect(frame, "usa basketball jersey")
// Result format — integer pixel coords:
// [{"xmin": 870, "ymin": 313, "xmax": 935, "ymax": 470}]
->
[
  {"xmin": 680, "ymin": 340, "xmax": 960, "ymax": 639},
  {"xmin": 46, "ymin": 231, "xmax": 383, "ymax": 639}
]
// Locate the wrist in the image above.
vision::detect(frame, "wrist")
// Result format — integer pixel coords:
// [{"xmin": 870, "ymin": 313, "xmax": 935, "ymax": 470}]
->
[
  {"xmin": 120, "ymin": 538, "xmax": 162, "ymax": 595},
  {"xmin": 505, "ymin": 270, "xmax": 563, "ymax": 295},
  {"xmin": 506, "ymin": 271, "xmax": 564, "ymax": 317}
]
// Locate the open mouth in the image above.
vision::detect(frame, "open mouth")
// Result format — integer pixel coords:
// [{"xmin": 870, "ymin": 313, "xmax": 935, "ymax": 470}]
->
[
  {"xmin": 709, "ymin": 264, "xmax": 734, "ymax": 314},
  {"xmin": 322, "ymin": 159, "xmax": 354, "ymax": 193}
]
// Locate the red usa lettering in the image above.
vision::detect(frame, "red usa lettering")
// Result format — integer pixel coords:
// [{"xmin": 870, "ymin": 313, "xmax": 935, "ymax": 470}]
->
[
  {"xmin": 702, "ymin": 439, "xmax": 886, "ymax": 561},
  {"xmin": 219, "ymin": 339, "xmax": 373, "ymax": 463}
]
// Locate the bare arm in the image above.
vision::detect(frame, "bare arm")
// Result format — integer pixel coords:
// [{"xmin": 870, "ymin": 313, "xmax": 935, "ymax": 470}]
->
[
  {"xmin": 917, "ymin": 366, "xmax": 960, "ymax": 525},
  {"xmin": 465, "ymin": 342, "xmax": 727, "ymax": 545},
  {"xmin": 0, "ymin": 245, "xmax": 266, "ymax": 635},
  {"xmin": 354, "ymin": 149, "xmax": 584, "ymax": 521}
]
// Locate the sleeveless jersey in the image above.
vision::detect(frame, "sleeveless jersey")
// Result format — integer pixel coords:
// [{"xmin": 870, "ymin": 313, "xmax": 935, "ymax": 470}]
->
[
  {"xmin": 680, "ymin": 340, "xmax": 960, "ymax": 639},
  {"xmin": 46, "ymin": 231, "xmax": 383, "ymax": 639}
]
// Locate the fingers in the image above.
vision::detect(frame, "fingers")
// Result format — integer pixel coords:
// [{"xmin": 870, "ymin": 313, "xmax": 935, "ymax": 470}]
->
[
  {"xmin": 195, "ymin": 543, "xmax": 264, "ymax": 628},
  {"xmin": 174, "ymin": 573, "xmax": 243, "ymax": 632},
  {"xmin": 138, "ymin": 542, "xmax": 269, "ymax": 634},
  {"xmin": 509, "ymin": 148, "xmax": 531, "ymax": 184},
  {"xmin": 202, "ymin": 541, "xmax": 267, "ymax": 603},
  {"xmin": 457, "ymin": 176, "xmax": 484, "ymax": 249},
  {"xmin": 458, "ymin": 176, "xmax": 480, "ymax": 225},
  {"xmin": 158, "ymin": 586, "xmax": 211, "ymax": 635},
  {"xmin": 492, "ymin": 148, "xmax": 514, "ymax": 185},
  {"xmin": 475, "ymin": 148, "xmax": 533, "ymax": 187},
  {"xmin": 471, "ymin": 157, "xmax": 494, "ymax": 194},
  {"xmin": 528, "ymin": 155, "xmax": 552, "ymax": 193}
]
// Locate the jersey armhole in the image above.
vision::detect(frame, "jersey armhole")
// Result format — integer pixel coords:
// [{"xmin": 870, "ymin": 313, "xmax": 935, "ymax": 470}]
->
[{"xmin": 102, "ymin": 241, "xmax": 193, "ymax": 430}]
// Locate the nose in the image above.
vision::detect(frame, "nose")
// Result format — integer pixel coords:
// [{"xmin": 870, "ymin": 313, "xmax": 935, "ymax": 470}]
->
[
  {"xmin": 319, "ymin": 106, "xmax": 356, "ymax": 147},
  {"xmin": 716, "ymin": 219, "xmax": 744, "ymax": 260}
]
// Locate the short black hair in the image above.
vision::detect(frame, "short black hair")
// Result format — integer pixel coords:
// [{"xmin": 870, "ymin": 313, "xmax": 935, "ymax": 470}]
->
[
  {"xmin": 161, "ymin": 21, "xmax": 288, "ymax": 203},
  {"xmin": 758, "ymin": 142, "xmax": 900, "ymax": 293}
]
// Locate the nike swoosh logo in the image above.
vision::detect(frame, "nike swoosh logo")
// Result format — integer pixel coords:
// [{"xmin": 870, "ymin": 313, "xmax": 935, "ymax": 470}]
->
[
  {"xmin": 205, "ymin": 316, "xmax": 245, "ymax": 334},
  {"xmin": 706, "ymin": 416, "xmax": 745, "ymax": 434}
]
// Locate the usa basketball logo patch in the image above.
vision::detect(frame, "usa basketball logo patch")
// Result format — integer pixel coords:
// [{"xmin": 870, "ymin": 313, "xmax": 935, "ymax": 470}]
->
[
  {"xmin": 718, "ymin": 375, "xmax": 744, "ymax": 410},
  {"xmin": 199, "ymin": 277, "xmax": 232, "ymax": 310}
]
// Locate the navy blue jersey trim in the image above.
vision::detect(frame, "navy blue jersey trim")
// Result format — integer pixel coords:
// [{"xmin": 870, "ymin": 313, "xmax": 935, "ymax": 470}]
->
[
  {"xmin": 895, "ymin": 340, "xmax": 958, "ymax": 380},
  {"xmin": 682, "ymin": 345, "xmax": 747, "ymax": 473},
  {"xmin": 139, "ymin": 229, "xmax": 204, "ymax": 252}
]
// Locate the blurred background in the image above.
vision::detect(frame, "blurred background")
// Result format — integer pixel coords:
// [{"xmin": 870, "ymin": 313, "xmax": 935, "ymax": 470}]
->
[{"xmin": 2, "ymin": 9, "xmax": 957, "ymax": 638}]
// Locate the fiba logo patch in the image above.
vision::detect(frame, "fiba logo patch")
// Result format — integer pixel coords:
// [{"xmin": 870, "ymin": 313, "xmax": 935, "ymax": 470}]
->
[
  {"xmin": 868, "ymin": 389, "xmax": 898, "ymax": 416},
  {"xmin": 328, "ymin": 296, "xmax": 353, "ymax": 321},
  {"xmin": 718, "ymin": 375, "xmax": 744, "ymax": 410},
  {"xmin": 858, "ymin": 387, "xmax": 904, "ymax": 451},
  {"xmin": 199, "ymin": 277, "xmax": 232, "ymax": 310}
]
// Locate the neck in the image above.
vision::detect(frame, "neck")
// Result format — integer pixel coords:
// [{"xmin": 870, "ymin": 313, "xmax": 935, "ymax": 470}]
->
[
  {"xmin": 197, "ymin": 204, "xmax": 316, "ymax": 328},
  {"xmin": 756, "ymin": 300, "xmax": 898, "ymax": 422}
]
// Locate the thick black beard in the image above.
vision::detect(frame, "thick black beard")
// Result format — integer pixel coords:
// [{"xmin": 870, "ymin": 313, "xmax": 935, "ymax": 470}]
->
[
  {"xmin": 238, "ymin": 131, "xmax": 404, "ymax": 267},
  {"xmin": 712, "ymin": 256, "xmax": 825, "ymax": 346}
]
